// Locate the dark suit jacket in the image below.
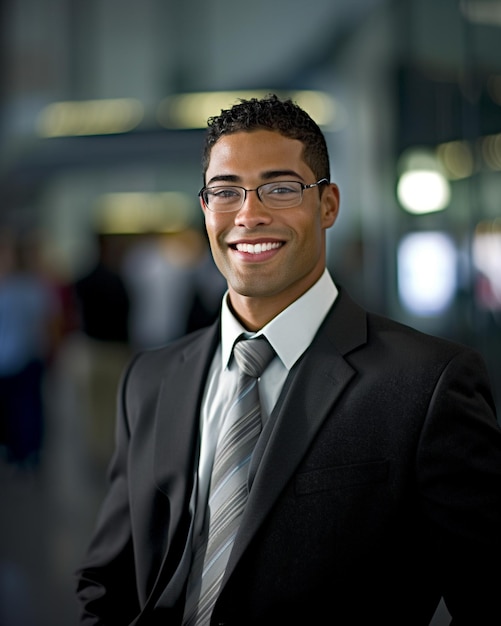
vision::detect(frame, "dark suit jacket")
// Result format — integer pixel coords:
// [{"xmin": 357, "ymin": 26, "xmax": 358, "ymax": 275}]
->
[{"xmin": 76, "ymin": 287, "xmax": 501, "ymax": 625}]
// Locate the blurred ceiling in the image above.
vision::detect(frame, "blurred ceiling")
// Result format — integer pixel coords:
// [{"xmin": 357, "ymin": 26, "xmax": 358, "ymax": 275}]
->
[{"xmin": 0, "ymin": 0, "xmax": 500, "ymax": 208}]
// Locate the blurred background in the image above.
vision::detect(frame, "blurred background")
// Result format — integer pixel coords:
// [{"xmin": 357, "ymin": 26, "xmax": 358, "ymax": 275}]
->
[{"xmin": 0, "ymin": 0, "xmax": 500, "ymax": 624}]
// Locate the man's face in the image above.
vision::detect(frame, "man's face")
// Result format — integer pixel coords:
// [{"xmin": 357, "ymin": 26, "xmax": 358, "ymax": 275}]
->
[{"xmin": 201, "ymin": 129, "xmax": 339, "ymax": 319}]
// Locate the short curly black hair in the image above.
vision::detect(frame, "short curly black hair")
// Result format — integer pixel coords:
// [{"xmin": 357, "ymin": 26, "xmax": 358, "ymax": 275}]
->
[{"xmin": 201, "ymin": 94, "xmax": 330, "ymax": 183}]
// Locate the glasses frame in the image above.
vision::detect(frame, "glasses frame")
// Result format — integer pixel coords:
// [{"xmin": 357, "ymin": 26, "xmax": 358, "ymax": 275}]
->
[{"xmin": 199, "ymin": 178, "xmax": 329, "ymax": 213}]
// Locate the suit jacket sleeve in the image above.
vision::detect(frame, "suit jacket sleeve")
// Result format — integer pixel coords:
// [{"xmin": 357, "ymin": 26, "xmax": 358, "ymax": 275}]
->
[
  {"xmin": 74, "ymin": 323, "xmax": 216, "ymax": 625},
  {"xmin": 416, "ymin": 346, "xmax": 501, "ymax": 622}
]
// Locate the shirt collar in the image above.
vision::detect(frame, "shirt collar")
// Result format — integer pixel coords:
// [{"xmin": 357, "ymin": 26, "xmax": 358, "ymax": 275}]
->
[{"xmin": 221, "ymin": 269, "xmax": 338, "ymax": 370}]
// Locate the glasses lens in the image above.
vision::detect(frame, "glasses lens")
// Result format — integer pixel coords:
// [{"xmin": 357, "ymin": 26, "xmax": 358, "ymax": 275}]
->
[
  {"xmin": 260, "ymin": 181, "xmax": 302, "ymax": 208},
  {"xmin": 204, "ymin": 186, "xmax": 244, "ymax": 212}
]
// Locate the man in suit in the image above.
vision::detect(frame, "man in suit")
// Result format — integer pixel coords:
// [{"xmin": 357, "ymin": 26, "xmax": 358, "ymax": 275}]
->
[{"xmin": 76, "ymin": 94, "xmax": 501, "ymax": 625}]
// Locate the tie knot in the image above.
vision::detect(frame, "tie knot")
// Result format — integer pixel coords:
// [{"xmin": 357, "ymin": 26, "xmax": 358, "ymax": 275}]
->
[{"xmin": 233, "ymin": 337, "xmax": 275, "ymax": 379}]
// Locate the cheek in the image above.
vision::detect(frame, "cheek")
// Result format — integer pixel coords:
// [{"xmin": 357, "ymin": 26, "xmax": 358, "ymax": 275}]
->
[
  {"xmin": 296, "ymin": 213, "xmax": 322, "ymax": 247},
  {"xmin": 204, "ymin": 212, "xmax": 223, "ymax": 243},
  {"xmin": 204, "ymin": 207, "xmax": 229, "ymax": 229},
  {"xmin": 204, "ymin": 215, "xmax": 229, "ymax": 264}
]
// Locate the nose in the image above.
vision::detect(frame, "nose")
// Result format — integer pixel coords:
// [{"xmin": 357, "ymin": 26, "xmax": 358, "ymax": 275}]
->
[{"xmin": 234, "ymin": 189, "xmax": 272, "ymax": 227}]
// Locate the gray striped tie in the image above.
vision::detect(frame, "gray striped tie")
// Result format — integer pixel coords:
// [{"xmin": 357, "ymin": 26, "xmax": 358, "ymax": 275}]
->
[{"xmin": 183, "ymin": 336, "xmax": 275, "ymax": 626}]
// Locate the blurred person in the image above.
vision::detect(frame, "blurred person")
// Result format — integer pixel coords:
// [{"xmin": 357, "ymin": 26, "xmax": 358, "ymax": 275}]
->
[
  {"xmin": 0, "ymin": 228, "xmax": 61, "ymax": 468},
  {"xmin": 183, "ymin": 229, "xmax": 227, "ymax": 334},
  {"xmin": 76, "ymin": 95, "xmax": 501, "ymax": 625},
  {"xmin": 122, "ymin": 229, "xmax": 224, "ymax": 350},
  {"xmin": 73, "ymin": 232, "xmax": 132, "ymax": 471}
]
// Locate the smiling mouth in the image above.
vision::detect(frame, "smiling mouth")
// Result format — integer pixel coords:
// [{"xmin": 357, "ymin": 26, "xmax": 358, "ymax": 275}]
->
[{"xmin": 233, "ymin": 242, "xmax": 283, "ymax": 254}]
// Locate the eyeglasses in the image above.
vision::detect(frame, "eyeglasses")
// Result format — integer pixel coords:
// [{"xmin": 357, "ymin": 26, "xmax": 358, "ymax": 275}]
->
[{"xmin": 199, "ymin": 178, "xmax": 329, "ymax": 213}]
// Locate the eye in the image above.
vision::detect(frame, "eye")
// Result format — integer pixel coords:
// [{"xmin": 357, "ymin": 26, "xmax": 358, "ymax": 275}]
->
[
  {"xmin": 264, "ymin": 182, "xmax": 301, "ymax": 195},
  {"xmin": 209, "ymin": 186, "xmax": 241, "ymax": 199}
]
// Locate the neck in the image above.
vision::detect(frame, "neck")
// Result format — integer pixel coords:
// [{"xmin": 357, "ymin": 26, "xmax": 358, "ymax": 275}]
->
[{"xmin": 227, "ymin": 295, "xmax": 281, "ymax": 332}]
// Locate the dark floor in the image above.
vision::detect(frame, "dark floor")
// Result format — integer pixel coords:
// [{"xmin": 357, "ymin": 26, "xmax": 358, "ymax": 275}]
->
[{"xmin": 0, "ymin": 337, "xmax": 452, "ymax": 626}]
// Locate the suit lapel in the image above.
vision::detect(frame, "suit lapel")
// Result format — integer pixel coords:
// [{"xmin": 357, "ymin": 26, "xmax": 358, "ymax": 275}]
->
[
  {"xmin": 223, "ymin": 288, "xmax": 368, "ymax": 580},
  {"xmin": 153, "ymin": 322, "xmax": 219, "ymax": 495}
]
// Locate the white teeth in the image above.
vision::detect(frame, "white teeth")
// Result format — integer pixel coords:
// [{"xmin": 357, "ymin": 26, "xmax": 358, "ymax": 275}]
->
[{"xmin": 235, "ymin": 242, "xmax": 281, "ymax": 254}]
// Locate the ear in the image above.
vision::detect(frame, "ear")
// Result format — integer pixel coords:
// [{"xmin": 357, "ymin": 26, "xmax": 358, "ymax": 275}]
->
[
  {"xmin": 321, "ymin": 183, "xmax": 340, "ymax": 228},
  {"xmin": 199, "ymin": 196, "xmax": 208, "ymax": 215}
]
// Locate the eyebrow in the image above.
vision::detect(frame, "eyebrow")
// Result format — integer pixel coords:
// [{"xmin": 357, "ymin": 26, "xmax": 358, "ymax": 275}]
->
[{"xmin": 206, "ymin": 169, "xmax": 304, "ymax": 186}]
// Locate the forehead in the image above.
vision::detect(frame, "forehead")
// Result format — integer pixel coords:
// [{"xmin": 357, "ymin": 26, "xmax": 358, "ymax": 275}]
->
[{"xmin": 206, "ymin": 130, "xmax": 311, "ymax": 179}]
